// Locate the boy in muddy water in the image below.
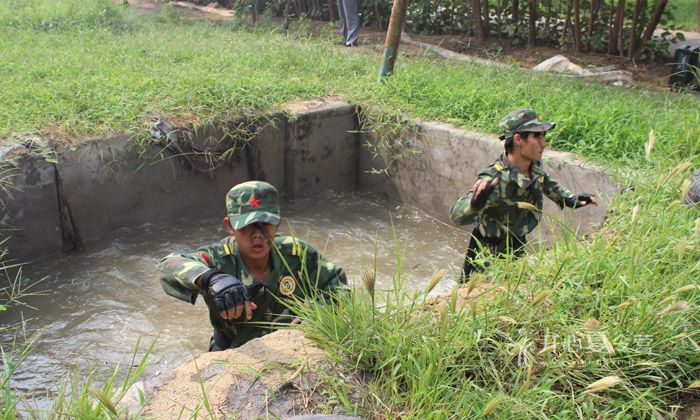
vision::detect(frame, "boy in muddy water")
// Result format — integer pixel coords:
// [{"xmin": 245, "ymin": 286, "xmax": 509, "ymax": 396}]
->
[
  {"xmin": 450, "ymin": 109, "xmax": 596, "ymax": 281},
  {"xmin": 158, "ymin": 181, "xmax": 347, "ymax": 351}
]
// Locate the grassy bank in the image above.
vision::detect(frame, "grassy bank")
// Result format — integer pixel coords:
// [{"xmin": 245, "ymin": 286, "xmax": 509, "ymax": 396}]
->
[
  {"xmin": 294, "ymin": 161, "xmax": 700, "ymax": 418},
  {"xmin": 0, "ymin": 0, "xmax": 699, "ymax": 165}
]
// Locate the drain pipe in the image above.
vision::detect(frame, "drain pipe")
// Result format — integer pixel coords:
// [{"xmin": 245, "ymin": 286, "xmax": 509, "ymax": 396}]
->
[{"xmin": 378, "ymin": 0, "xmax": 408, "ymax": 80}]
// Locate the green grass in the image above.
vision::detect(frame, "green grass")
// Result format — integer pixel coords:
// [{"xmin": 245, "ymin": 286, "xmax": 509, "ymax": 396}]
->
[
  {"xmin": 0, "ymin": 0, "xmax": 699, "ymax": 166},
  {"xmin": 292, "ymin": 161, "xmax": 700, "ymax": 418},
  {"xmin": 669, "ymin": 0, "xmax": 699, "ymax": 31}
]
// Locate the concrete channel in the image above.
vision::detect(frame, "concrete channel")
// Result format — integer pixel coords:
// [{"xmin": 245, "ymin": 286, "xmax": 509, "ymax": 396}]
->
[
  {"xmin": 1, "ymin": 99, "xmax": 622, "ymax": 416},
  {"xmin": 1, "ymin": 99, "xmax": 618, "ymax": 262}
]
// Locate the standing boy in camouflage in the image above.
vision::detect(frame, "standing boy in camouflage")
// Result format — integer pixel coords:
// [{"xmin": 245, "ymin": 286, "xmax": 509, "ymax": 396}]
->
[
  {"xmin": 158, "ymin": 181, "xmax": 347, "ymax": 351},
  {"xmin": 450, "ymin": 109, "xmax": 595, "ymax": 281}
]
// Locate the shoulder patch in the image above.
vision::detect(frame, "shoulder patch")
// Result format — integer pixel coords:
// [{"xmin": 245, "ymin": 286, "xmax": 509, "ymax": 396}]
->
[
  {"xmin": 494, "ymin": 162, "xmax": 504, "ymax": 171},
  {"xmin": 197, "ymin": 251, "xmax": 212, "ymax": 267}
]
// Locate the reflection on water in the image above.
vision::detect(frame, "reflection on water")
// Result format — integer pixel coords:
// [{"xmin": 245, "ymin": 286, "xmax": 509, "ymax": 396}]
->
[{"xmin": 2, "ymin": 192, "xmax": 468, "ymax": 400}]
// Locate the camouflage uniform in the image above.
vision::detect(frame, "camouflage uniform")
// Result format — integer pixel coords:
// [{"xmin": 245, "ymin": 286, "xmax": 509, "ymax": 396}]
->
[
  {"xmin": 158, "ymin": 181, "xmax": 347, "ymax": 350},
  {"xmin": 450, "ymin": 109, "xmax": 579, "ymax": 279}
]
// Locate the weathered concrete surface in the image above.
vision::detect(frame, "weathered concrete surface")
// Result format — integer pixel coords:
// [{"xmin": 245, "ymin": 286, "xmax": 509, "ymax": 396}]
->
[
  {"xmin": 55, "ymin": 135, "xmax": 249, "ymax": 244},
  {"xmin": 0, "ymin": 146, "xmax": 64, "ymax": 259},
  {"xmin": 283, "ymin": 100, "xmax": 360, "ymax": 200},
  {"xmin": 1, "ymin": 100, "xmax": 618, "ymax": 261},
  {"xmin": 0, "ymin": 101, "xmax": 380, "ymax": 260},
  {"xmin": 380, "ymin": 121, "xmax": 619, "ymax": 242}
]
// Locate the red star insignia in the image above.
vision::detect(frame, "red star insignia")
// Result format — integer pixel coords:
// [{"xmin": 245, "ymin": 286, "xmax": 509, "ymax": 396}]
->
[{"xmin": 249, "ymin": 196, "xmax": 261, "ymax": 208}]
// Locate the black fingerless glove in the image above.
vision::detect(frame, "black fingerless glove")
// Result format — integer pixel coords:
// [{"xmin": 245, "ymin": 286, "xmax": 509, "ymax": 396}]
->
[
  {"xmin": 199, "ymin": 269, "xmax": 250, "ymax": 312},
  {"xmin": 575, "ymin": 193, "xmax": 594, "ymax": 208},
  {"xmin": 470, "ymin": 179, "xmax": 498, "ymax": 211}
]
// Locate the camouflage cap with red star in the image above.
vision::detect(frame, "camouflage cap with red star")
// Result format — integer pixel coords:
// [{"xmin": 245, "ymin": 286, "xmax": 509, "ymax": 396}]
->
[{"xmin": 226, "ymin": 181, "xmax": 281, "ymax": 229}]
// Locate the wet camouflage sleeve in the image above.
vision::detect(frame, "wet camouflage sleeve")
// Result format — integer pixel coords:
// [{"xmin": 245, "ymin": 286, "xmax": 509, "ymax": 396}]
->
[
  {"xmin": 450, "ymin": 167, "xmax": 500, "ymax": 226},
  {"xmin": 542, "ymin": 172, "xmax": 578, "ymax": 209},
  {"xmin": 157, "ymin": 246, "xmax": 220, "ymax": 304}
]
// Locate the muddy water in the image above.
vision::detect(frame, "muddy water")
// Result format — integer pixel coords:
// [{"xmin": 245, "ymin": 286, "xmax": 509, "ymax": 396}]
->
[{"xmin": 3, "ymin": 192, "xmax": 468, "ymax": 401}]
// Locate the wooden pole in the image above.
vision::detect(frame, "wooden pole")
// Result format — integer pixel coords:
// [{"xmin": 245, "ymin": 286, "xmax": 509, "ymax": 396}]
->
[{"xmin": 378, "ymin": 0, "xmax": 408, "ymax": 79}]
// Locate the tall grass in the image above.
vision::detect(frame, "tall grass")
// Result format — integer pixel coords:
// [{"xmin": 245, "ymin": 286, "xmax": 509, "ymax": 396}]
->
[
  {"xmin": 0, "ymin": 0, "xmax": 699, "ymax": 166},
  {"xmin": 291, "ymin": 161, "xmax": 700, "ymax": 418}
]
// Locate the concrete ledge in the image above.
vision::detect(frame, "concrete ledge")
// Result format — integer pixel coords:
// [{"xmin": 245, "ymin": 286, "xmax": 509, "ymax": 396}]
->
[
  {"xmin": 375, "ymin": 120, "xmax": 619, "ymax": 242},
  {"xmin": 0, "ymin": 101, "xmax": 619, "ymax": 260}
]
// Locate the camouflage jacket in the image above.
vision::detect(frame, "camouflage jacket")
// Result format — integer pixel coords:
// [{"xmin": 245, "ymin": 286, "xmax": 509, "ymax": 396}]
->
[
  {"xmin": 450, "ymin": 153, "xmax": 578, "ymax": 239},
  {"xmin": 158, "ymin": 235, "xmax": 347, "ymax": 348}
]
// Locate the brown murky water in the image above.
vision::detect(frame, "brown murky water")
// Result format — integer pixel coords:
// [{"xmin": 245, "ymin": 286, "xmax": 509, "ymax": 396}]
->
[{"xmin": 2, "ymin": 192, "xmax": 468, "ymax": 403}]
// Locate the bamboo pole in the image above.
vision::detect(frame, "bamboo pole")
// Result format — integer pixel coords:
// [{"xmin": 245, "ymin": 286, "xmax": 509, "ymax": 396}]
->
[{"xmin": 378, "ymin": 0, "xmax": 409, "ymax": 79}]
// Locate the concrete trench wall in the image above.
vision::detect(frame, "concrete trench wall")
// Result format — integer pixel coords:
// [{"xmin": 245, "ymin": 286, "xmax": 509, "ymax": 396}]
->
[
  {"xmin": 382, "ymin": 121, "xmax": 619, "ymax": 242},
  {"xmin": 0, "ymin": 100, "xmax": 617, "ymax": 261}
]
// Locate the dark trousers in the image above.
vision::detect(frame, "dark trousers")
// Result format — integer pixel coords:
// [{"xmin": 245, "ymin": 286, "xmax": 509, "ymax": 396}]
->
[{"xmin": 462, "ymin": 228, "xmax": 527, "ymax": 282}]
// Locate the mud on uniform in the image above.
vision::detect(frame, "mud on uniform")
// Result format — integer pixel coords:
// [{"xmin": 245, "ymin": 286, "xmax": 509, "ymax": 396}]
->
[
  {"xmin": 158, "ymin": 235, "xmax": 347, "ymax": 350},
  {"xmin": 450, "ymin": 153, "xmax": 578, "ymax": 278}
]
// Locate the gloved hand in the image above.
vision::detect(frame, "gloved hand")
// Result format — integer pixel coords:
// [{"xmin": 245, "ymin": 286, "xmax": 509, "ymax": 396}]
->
[
  {"xmin": 199, "ymin": 270, "xmax": 253, "ymax": 320},
  {"xmin": 470, "ymin": 177, "xmax": 500, "ymax": 211},
  {"xmin": 575, "ymin": 193, "xmax": 595, "ymax": 208}
]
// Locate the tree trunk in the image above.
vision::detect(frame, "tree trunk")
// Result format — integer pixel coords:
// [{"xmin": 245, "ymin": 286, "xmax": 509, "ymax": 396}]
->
[
  {"xmin": 283, "ymin": 0, "xmax": 293, "ymax": 31},
  {"xmin": 482, "ymin": 0, "xmax": 490, "ymax": 38},
  {"xmin": 616, "ymin": 0, "xmax": 625, "ymax": 57},
  {"xmin": 527, "ymin": 0, "xmax": 536, "ymax": 48},
  {"xmin": 633, "ymin": 0, "xmax": 668, "ymax": 60},
  {"xmin": 628, "ymin": 0, "xmax": 645, "ymax": 58},
  {"xmin": 327, "ymin": 0, "xmax": 335, "ymax": 21},
  {"xmin": 697, "ymin": 0, "xmax": 699, "ymax": 32},
  {"xmin": 563, "ymin": 0, "xmax": 573, "ymax": 47},
  {"xmin": 573, "ymin": 0, "xmax": 582, "ymax": 52},
  {"xmin": 585, "ymin": 0, "xmax": 601, "ymax": 52},
  {"xmin": 545, "ymin": 0, "xmax": 553, "ymax": 38},
  {"xmin": 471, "ymin": 0, "xmax": 484, "ymax": 40},
  {"xmin": 512, "ymin": 0, "xmax": 519, "ymax": 25},
  {"xmin": 608, "ymin": 0, "xmax": 617, "ymax": 54}
]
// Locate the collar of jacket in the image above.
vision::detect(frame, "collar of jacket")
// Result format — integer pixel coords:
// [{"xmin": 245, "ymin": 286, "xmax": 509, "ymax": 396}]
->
[{"xmin": 498, "ymin": 153, "xmax": 545, "ymax": 189}]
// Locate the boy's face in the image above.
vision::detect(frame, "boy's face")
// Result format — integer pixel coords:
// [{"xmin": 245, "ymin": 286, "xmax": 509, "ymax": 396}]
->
[
  {"xmin": 224, "ymin": 219, "xmax": 277, "ymax": 261},
  {"xmin": 517, "ymin": 131, "xmax": 547, "ymax": 162}
]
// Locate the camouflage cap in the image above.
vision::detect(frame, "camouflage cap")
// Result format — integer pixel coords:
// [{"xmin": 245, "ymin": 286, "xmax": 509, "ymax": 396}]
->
[
  {"xmin": 226, "ymin": 181, "xmax": 281, "ymax": 230},
  {"xmin": 498, "ymin": 109, "xmax": 555, "ymax": 140}
]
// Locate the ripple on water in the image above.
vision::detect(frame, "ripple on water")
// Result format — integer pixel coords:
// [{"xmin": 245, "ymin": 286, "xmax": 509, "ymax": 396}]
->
[{"xmin": 3, "ymin": 192, "xmax": 469, "ymax": 402}]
